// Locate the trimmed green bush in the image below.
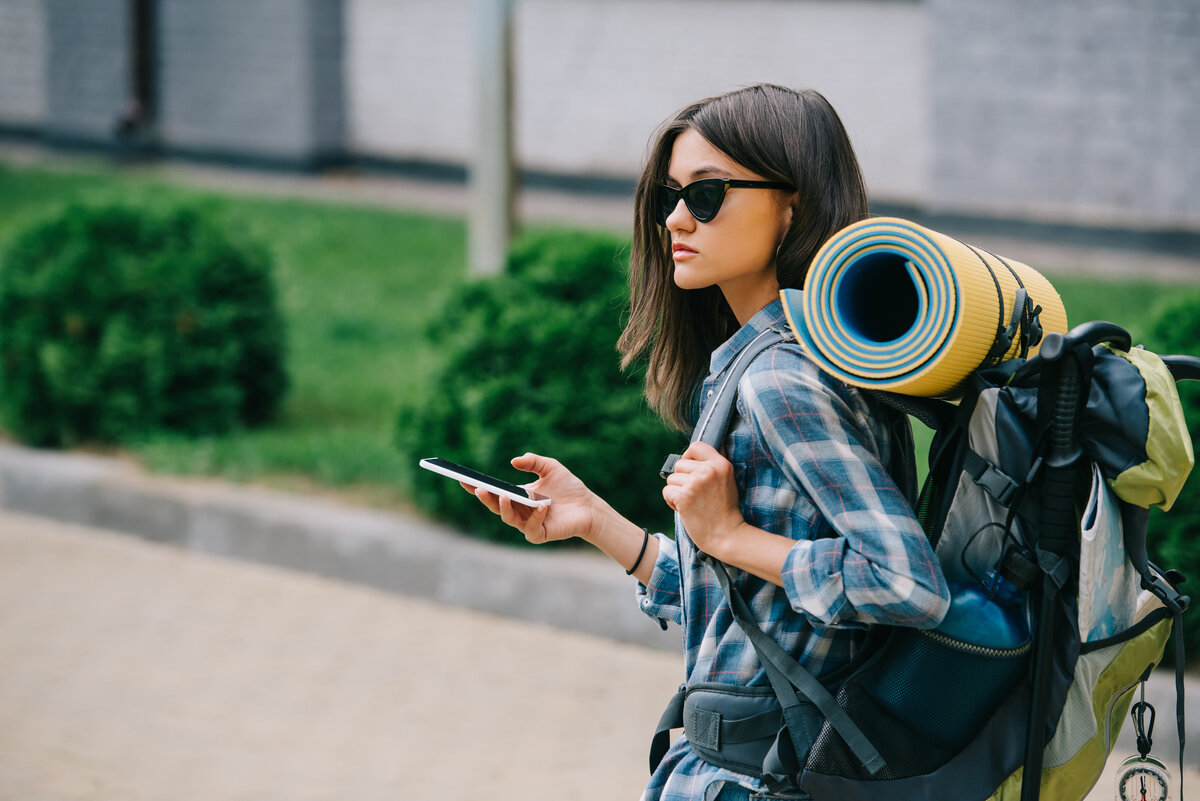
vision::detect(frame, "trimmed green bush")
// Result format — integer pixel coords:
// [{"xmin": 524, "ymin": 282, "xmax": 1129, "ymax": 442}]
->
[
  {"xmin": 1146, "ymin": 289, "xmax": 1200, "ymax": 663},
  {"xmin": 0, "ymin": 201, "xmax": 288, "ymax": 447},
  {"xmin": 395, "ymin": 229, "xmax": 684, "ymax": 544}
]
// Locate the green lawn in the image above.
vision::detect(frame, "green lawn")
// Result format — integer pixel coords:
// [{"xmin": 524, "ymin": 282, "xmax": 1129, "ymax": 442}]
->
[
  {"xmin": 1, "ymin": 160, "xmax": 1195, "ymax": 510},
  {"xmin": 0, "ymin": 161, "xmax": 469, "ymax": 510}
]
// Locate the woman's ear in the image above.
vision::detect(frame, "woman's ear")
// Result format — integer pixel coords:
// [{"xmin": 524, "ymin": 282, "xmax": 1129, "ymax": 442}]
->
[
  {"xmin": 777, "ymin": 192, "xmax": 799, "ymax": 241},
  {"xmin": 785, "ymin": 191, "xmax": 800, "ymax": 227}
]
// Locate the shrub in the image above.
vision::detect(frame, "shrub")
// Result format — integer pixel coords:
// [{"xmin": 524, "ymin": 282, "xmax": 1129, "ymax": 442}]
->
[
  {"xmin": 0, "ymin": 201, "xmax": 288, "ymax": 446},
  {"xmin": 395, "ymin": 229, "xmax": 684, "ymax": 545},
  {"xmin": 1145, "ymin": 288, "xmax": 1200, "ymax": 663}
]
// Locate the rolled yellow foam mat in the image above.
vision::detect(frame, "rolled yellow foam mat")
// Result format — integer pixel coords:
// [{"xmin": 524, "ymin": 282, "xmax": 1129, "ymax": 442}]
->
[{"xmin": 781, "ymin": 217, "xmax": 1068, "ymax": 398}]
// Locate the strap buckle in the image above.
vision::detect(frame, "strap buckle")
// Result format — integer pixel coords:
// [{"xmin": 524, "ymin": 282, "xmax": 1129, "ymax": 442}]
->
[
  {"xmin": 660, "ymin": 454, "xmax": 681, "ymax": 480},
  {"xmin": 964, "ymin": 451, "xmax": 1020, "ymax": 506}
]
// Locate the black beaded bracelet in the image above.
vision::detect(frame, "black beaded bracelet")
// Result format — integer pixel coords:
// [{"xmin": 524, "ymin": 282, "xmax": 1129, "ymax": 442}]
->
[{"xmin": 626, "ymin": 527, "xmax": 651, "ymax": 575}]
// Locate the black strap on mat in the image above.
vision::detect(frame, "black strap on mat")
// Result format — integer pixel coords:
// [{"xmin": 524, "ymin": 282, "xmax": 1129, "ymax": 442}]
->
[{"xmin": 654, "ymin": 325, "xmax": 886, "ymax": 781}]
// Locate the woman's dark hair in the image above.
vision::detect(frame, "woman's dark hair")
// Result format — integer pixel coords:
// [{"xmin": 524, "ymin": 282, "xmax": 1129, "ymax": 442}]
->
[{"xmin": 618, "ymin": 84, "xmax": 869, "ymax": 431}]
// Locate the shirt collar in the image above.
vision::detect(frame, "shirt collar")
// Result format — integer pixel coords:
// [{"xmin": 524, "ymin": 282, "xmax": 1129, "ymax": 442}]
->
[{"xmin": 709, "ymin": 298, "xmax": 788, "ymax": 376}]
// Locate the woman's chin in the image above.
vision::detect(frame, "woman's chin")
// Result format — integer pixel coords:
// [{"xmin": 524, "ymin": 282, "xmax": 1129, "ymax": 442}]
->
[{"xmin": 672, "ymin": 267, "xmax": 711, "ymax": 291}]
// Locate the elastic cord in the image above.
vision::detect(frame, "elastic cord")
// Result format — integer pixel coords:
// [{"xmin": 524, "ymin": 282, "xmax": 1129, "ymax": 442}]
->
[{"xmin": 626, "ymin": 528, "xmax": 651, "ymax": 575}]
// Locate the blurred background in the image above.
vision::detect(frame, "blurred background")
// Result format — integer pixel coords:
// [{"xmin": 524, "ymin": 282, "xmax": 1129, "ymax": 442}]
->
[{"xmin": 1, "ymin": 1, "xmax": 1199, "ymax": 799}]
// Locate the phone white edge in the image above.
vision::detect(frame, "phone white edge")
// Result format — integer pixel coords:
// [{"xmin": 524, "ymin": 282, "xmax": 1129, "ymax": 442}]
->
[{"xmin": 418, "ymin": 458, "xmax": 551, "ymax": 508}]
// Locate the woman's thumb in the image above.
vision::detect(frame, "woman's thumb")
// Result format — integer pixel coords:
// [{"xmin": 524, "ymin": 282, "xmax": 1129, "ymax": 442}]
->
[{"xmin": 511, "ymin": 452, "xmax": 552, "ymax": 476}]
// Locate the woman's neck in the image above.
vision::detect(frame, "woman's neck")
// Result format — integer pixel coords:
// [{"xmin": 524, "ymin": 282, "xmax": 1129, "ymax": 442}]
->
[{"xmin": 721, "ymin": 274, "xmax": 781, "ymax": 326}]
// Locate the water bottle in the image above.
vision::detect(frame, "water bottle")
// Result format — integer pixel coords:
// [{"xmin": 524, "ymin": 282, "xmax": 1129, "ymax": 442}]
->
[{"xmin": 936, "ymin": 570, "xmax": 1030, "ymax": 649}]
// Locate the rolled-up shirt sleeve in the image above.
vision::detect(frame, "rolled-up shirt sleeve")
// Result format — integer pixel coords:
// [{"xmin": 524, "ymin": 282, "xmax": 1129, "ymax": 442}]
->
[
  {"xmin": 635, "ymin": 533, "xmax": 683, "ymax": 627},
  {"xmin": 741, "ymin": 353, "xmax": 950, "ymax": 629}
]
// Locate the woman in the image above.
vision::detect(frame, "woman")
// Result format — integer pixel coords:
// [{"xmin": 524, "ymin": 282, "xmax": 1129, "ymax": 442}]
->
[{"xmin": 466, "ymin": 84, "xmax": 949, "ymax": 800}]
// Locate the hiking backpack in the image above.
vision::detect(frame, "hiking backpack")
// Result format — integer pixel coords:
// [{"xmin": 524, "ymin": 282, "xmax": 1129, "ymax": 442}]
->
[{"xmin": 655, "ymin": 318, "xmax": 1197, "ymax": 801}]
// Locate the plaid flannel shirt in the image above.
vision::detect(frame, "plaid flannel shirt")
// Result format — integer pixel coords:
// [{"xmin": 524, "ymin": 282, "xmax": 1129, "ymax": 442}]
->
[{"xmin": 636, "ymin": 299, "xmax": 949, "ymax": 801}]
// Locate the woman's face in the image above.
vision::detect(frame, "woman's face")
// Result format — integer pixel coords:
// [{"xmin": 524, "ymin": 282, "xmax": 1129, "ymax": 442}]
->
[{"xmin": 663, "ymin": 128, "xmax": 796, "ymax": 321}]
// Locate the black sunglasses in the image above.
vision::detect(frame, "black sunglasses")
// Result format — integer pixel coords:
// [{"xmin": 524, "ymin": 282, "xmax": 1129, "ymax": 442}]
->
[{"xmin": 655, "ymin": 178, "xmax": 795, "ymax": 227}]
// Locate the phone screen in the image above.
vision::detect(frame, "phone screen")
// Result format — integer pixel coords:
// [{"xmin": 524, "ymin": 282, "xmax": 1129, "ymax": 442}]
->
[{"xmin": 418, "ymin": 457, "xmax": 550, "ymax": 506}]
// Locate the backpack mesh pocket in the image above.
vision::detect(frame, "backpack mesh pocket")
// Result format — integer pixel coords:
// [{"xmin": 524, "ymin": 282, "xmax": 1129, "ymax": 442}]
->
[{"xmin": 807, "ymin": 626, "xmax": 1031, "ymax": 779}]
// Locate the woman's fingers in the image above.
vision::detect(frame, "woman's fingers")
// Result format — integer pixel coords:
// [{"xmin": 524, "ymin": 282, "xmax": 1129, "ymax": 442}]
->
[
  {"xmin": 467, "ymin": 473, "xmax": 544, "ymax": 534},
  {"xmin": 473, "ymin": 487, "xmax": 502, "ymax": 514},
  {"xmin": 496, "ymin": 494, "xmax": 550, "ymax": 543},
  {"xmin": 680, "ymin": 441, "xmax": 721, "ymax": 461},
  {"xmin": 521, "ymin": 501, "xmax": 551, "ymax": 543},
  {"xmin": 662, "ymin": 483, "xmax": 678, "ymax": 511},
  {"xmin": 497, "ymin": 494, "xmax": 519, "ymax": 527}
]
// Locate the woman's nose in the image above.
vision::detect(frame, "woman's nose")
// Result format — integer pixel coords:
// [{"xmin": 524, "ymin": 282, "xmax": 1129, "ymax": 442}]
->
[{"xmin": 665, "ymin": 198, "xmax": 695, "ymax": 231}]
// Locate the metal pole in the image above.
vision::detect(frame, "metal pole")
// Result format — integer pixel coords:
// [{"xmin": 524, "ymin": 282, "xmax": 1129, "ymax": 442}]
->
[{"xmin": 469, "ymin": 0, "xmax": 516, "ymax": 277}]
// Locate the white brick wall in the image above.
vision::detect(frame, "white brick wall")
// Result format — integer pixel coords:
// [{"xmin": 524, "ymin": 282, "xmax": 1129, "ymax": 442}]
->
[
  {"xmin": 346, "ymin": 0, "xmax": 930, "ymax": 202},
  {"xmin": 0, "ymin": 0, "xmax": 46, "ymax": 127}
]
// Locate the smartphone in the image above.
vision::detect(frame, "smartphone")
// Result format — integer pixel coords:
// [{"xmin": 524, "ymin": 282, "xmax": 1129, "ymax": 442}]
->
[{"xmin": 418, "ymin": 457, "xmax": 551, "ymax": 507}]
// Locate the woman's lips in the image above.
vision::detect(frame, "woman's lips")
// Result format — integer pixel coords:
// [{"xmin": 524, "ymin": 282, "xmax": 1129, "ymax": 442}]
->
[{"xmin": 672, "ymin": 242, "xmax": 698, "ymax": 260}]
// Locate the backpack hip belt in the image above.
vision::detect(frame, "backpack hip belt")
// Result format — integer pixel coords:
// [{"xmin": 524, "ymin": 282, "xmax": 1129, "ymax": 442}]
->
[{"xmin": 653, "ymin": 681, "xmax": 823, "ymax": 780}]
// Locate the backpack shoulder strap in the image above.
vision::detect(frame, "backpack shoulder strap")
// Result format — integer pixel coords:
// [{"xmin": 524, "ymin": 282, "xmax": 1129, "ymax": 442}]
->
[
  {"xmin": 656, "ymin": 323, "xmax": 886, "ymax": 780},
  {"xmin": 660, "ymin": 326, "xmax": 789, "ymax": 478},
  {"xmin": 693, "ymin": 326, "xmax": 790, "ymax": 449}
]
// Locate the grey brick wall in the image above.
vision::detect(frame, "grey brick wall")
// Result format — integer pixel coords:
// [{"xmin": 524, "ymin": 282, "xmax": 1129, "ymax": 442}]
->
[
  {"xmin": 4, "ymin": 0, "xmax": 1197, "ymax": 232},
  {"xmin": 930, "ymin": 0, "xmax": 1200, "ymax": 229},
  {"xmin": 0, "ymin": 0, "xmax": 46, "ymax": 128},
  {"xmin": 346, "ymin": 0, "xmax": 931, "ymax": 204},
  {"xmin": 157, "ymin": 0, "xmax": 343, "ymax": 164},
  {"xmin": 44, "ymin": 0, "xmax": 131, "ymax": 142}
]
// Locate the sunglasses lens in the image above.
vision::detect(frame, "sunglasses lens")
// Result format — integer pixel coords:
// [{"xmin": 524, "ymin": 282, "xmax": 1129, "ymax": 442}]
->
[
  {"xmin": 654, "ymin": 180, "xmax": 731, "ymax": 226},
  {"xmin": 655, "ymin": 186, "xmax": 680, "ymax": 226},
  {"xmin": 685, "ymin": 181, "xmax": 725, "ymax": 222}
]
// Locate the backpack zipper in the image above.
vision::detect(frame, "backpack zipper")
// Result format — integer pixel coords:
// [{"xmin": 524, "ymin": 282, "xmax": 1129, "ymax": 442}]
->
[{"xmin": 918, "ymin": 627, "xmax": 1033, "ymax": 658}]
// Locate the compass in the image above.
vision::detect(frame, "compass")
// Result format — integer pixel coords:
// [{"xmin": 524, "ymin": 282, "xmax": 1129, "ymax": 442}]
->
[
  {"xmin": 1117, "ymin": 691, "xmax": 1171, "ymax": 801},
  {"xmin": 1115, "ymin": 754, "xmax": 1170, "ymax": 801}
]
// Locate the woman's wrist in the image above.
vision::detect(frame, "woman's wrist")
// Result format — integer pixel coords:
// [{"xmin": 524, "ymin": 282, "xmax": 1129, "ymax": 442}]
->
[
  {"xmin": 578, "ymin": 493, "xmax": 629, "ymax": 547},
  {"xmin": 625, "ymin": 527, "xmax": 651, "ymax": 575},
  {"xmin": 701, "ymin": 520, "xmax": 743, "ymax": 564},
  {"xmin": 581, "ymin": 499, "xmax": 658, "ymax": 578},
  {"xmin": 708, "ymin": 522, "xmax": 791, "ymax": 587}
]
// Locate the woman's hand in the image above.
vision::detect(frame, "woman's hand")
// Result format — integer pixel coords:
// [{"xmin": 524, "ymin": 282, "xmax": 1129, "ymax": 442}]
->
[
  {"xmin": 462, "ymin": 453, "xmax": 599, "ymax": 545},
  {"xmin": 465, "ymin": 452, "xmax": 658, "ymax": 581},
  {"xmin": 662, "ymin": 441, "xmax": 746, "ymax": 560}
]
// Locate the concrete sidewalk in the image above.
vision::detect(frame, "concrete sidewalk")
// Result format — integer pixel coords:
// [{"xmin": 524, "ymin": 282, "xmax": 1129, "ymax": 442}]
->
[{"xmin": 0, "ymin": 509, "xmax": 681, "ymax": 801}]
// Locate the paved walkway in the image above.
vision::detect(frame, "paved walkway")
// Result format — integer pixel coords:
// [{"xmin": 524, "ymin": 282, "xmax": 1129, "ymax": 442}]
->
[
  {"xmin": 0, "ymin": 509, "xmax": 681, "ymax": 801},
  {"xmin": 2, "ymin": 509, "xmax": 1196, "ymax": 801}
]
